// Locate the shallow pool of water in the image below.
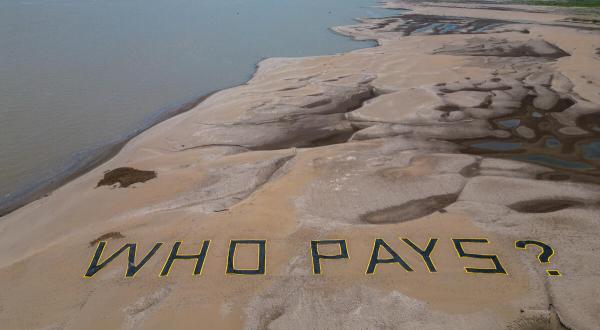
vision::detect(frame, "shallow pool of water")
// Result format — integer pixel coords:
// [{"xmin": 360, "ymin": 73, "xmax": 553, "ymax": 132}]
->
[
  {"xmin": 545, "ymin": 137, "xmax": 561, "ymax": 148},
  {"xmin": 471, "ymin": 141, "xmax": 523, "ymax": 151},
  {"xmin": 497, "ymin": 119, "xmax": 521, "ymax": 129},
  {"xmin": 513, "ymin": 154, "xmax": 594, "ymax": 170},
  {"xmin": 581, "ymin": 140, "xmax": 600, "ymax": 160}
]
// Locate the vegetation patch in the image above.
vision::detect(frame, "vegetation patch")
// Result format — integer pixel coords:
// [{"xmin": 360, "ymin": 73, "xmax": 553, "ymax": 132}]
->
[{"xmin": 97, "ymin": 167, "xmax": 156, "ymax": 188}]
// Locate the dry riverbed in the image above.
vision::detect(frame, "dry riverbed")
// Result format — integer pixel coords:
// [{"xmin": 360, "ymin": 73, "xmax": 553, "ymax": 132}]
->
[{"xmin": 1, "ymin": 1, "xmax": 600, "ymax": 329}]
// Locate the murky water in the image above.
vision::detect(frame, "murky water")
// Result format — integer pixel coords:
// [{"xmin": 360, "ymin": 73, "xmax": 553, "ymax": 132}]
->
[
  {"xmin": 461, "ymin": 93, "xmax": 600, "ymax": 182},
  {"xmin": 0, "ymin": 0, "xmax": 393, "ymax": 207}
]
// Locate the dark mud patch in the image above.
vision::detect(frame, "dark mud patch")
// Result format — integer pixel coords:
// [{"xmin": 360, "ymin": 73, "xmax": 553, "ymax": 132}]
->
[
  {"xmin": 277, "ymin": 86, "xmax": 303, "ymax": 92},
  {"xmin": 549, "ymin": 97, "xmax": 575, "ymax": 112},
  {"xmin": 494, "ymin": 45, "xmax": 569, "ymax": 59},
  {"xmin": 302, "ymin": 98, "xmax": 333, "ymax": 109},
  {"xmin": 436, "ymin": 104, "xmax": 462, "ymax": 112},
  {"xmin": 577, "ymin": 112, "xmax": 600, "ymax": 132},
  {"xmin": 537, "ymin": 172, "xmax": 571, "ymax": 181},
  {"xmin": 360, "ymin": 194, "xmax": 458, "ymax": 224},
  {"xmin": 89, "ymin": 231, "xmax": 125, "ymax": 246},
  {"xmin": 97, "ymin": 167, "xmax": 157, "ymax": 188},
  {"xmin": 379, "ymin": 14, "xmax": 515, "ymax": 36},
  {"xmin": 298, "ymin": 128, "xmax": 359, "ymax": 148},
  {"xmin": 564, "ymin": 17, "xmax": 600, "ymax": 25},
  {"xmin": 435, "ymin": 39, "xmax": 570, "ymax": 59},
  {"xmin": 460, "ymin": 160, "xmax": 482, "ymax": 178},
  {"xmin": 508, "ymin": 199, "xmax": 583, "ymax": 213},
  {"xmin": 440, "ymin": 75, "xmax": 600, "ymax": 184}
]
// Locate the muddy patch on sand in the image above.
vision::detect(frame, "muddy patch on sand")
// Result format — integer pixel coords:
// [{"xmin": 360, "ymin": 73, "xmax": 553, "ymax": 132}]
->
[
  {"xmin": 434, "ymin": 38, "xmax": 570, "ymax": 59},
  {"xmin": 360, "ymin": 194, "xmax": 458, "ymax": 224},
  {"xmin": 97, "ymin": 167, "xmax": 157, "ymax": 188},
  {"xmin": 429, "ymin": 73, "xmax": 600, "ymax": 183},
  {"xmin": 564, "ymin": 17, "xmax": 600, "ymax": 26},
  {"xmin": 89, "ymin": 231, "xmax": 125, "ymax": 246},
  {"xmin": 508, "ymin": 199, "xmax": 584, "ymax": 213},
  {"xmin": 460, "ymin": 94, "xmax": 600, "ymax": 182},
  {"xmin": 368, "ymin": 14, "xmax": 526, "ymax": 36}
]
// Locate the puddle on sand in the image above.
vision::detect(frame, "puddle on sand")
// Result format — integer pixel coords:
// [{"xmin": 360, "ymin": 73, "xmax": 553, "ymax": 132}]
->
[
  {"xmin": 497, "ymin": 119, "xmax": 521, "ymax": 129},
  {"xmin": 414, "ymin": 22, "xmax": 460, "ymax": 34},
  {"xmin": 461, "ymin": 94, "xmax": 600, "ymax": 183},
  {"xmin": 471, "ymin": 141, "xmax": 523, "ymax": 151},
  {"xmin": 581, "ymin": 141, "xmax": 600, "ymax": 160},
  {"xmin": 384, "ymin": 14, "xmax": 512, "ymax": 36},
  {"xmin": 513, "ymin": 154, "xmax": 594, "ymax": 170},
  {"xmin": 545, "ymin": 137, "xmax": 561, "ymax": 148},
  {"xmin": 414, "ymin": 23, "xmax": 444, "ymax": 33}
]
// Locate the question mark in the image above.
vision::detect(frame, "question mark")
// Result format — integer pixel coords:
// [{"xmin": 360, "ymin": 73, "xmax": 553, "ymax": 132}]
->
[{"xmin": 515, "ymin": 240, "xmax": 561, "ymax": 276}]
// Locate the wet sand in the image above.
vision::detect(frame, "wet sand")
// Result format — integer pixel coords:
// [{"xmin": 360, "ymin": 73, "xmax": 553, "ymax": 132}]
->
[{"xmin": 1, "ymin": 1, "xmax": 600, "ymax": 329}]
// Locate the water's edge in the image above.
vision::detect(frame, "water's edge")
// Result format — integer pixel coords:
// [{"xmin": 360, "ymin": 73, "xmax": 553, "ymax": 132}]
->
[
  {"xmin": 0, "ymin": 91, "xmax": 217, "ymax": 217},
  {"xmin": 0, "ymin": 18, "xmax": 382, "ymax": 218}
]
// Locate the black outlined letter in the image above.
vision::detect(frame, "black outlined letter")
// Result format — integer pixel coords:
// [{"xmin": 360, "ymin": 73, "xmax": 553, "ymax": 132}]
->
[
  {"xmin": 452, "ymin": 238, "xmax": 507, "ymax": 274},
  {"xmin": 366, "ymin": 238, "xmax": 413, "ymax": 274},
  {"xmin": 311, "ymin": 240, "xmax": 348, "ymax": 275},
  {"xmin": 402, "ymin": 238, "xmax": 438, "ymax": 272},
  {"xmin": 515, "ymin": 240, "xmax": 561, "ymax": 276},
  {"xmin": 160, "ymin": 241, "xmax": 210, "ymax": 276},
  {"xmin": 226, "ymin": 240, "xmax": 266, "ymax": 275},
  {"xmin": 84, "ymin": 242, "xmax": 162, "ymax": 278}
]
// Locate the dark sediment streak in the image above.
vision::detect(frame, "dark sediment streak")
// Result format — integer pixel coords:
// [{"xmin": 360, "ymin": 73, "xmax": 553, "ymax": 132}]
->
[{"xmin": 0, "ymin": 91, "xmax": 216, "ymax": 217}]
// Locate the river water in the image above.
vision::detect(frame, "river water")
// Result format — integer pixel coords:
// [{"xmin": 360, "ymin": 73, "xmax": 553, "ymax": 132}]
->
[{"xmin": 0, "ymin": 0, "xmax": 393, "ymax": 210}]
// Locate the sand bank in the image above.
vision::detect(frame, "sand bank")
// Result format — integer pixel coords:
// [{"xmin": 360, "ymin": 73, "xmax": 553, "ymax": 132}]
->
[{"xmin": 1, "ymin": 1, "xmax": 600, "ymax": 329}]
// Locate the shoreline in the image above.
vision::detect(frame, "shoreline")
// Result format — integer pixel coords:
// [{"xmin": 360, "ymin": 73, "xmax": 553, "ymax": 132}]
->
[
  {"xmin": 0, "ymin": 3, "xmax": 387, "ymax": 219},
  {"xmin": 0, "ymin": 91, "xmax": 216, "ymax": 217},
  {"xmin": 1, "ymin": 1, "xmax": 600, "ymax": 328}
]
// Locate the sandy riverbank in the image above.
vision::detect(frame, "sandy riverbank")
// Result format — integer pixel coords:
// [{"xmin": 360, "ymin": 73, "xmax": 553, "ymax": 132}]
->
[
  {"xmin": 0, "ymin": 92, "xmax": 216, "ymax": 217},
  {"xmin": 1, "ymin": 1, "xmax": 600, "ymax": 329}
]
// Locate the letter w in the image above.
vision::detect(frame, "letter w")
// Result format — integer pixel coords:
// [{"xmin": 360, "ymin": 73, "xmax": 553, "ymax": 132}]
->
[{"xmin": 84, "ymin": 241, "xmax": 162, "ymax": 278}]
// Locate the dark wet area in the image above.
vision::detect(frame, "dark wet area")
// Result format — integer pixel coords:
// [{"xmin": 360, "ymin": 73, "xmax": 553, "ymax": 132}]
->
[
  {"xmin": 458, "ymin": 93, "xmax": 600, "ymax": 183},
  {"xmin": 508, "ymin": 199, "xmax": 584, "ymax": 213},
  {"xmin": 368, "ymin": 14, "xmax": 526, "ymax": 36},
  {"xmin": 89, "ymin": 231, "xmax": 125, "ymax": 246},
  {"xmin": 434, "ymin": 38, "xmax": 570, "ymax": 59},
  {"xmin": 360, "ymin": 194, "xmax": 457, "ymax": 224},
  {"xmin": 302, "ymin": 98, "xmax": 333, "ymax": 109},
  {"xmin": 298, "ymin": 128, "xmax": 360, "ymax": 149},
  {"xmin": 436, "ymin": 104, "xmax": 462, "ymax": 111},
  {"xmin": 277, "ymin": 86, "xmax": 303, "ymax": 92},
  {"xmin": 564, "ymin": 17, "xmax": 600, "ymax": 26},
  {"xmin": 97, "ymin": 167, "xmax": 157, "ymax": 188}
]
